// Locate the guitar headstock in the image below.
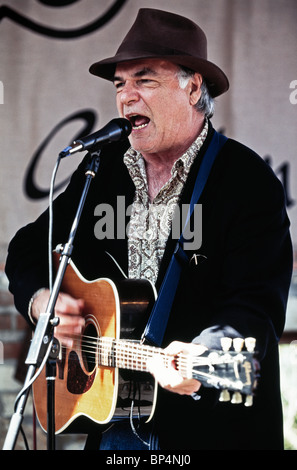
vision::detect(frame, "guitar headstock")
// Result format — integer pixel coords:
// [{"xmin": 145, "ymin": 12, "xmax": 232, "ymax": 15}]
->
[{"xmin": 192, "ymin": 337, "xmax": 259, "ymax": 407}]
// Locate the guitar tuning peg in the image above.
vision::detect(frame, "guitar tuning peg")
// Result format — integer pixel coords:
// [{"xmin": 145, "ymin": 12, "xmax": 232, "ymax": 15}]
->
[
  {"xmin": 245, "ymin": 337, "xmax": 256, "ymax": 352},
  {"xmin": 233, "ymin": 338, "xmax": 244, "ymax": 352},
  {"xmin": 220, "ymin": 337, "xmax": 232, "ymax": 351},
  {"xmin": 219, "ymin": 389, "xmax": 231, "ymax": 402},
  {"xmin": 244, "ymin": 395, "xmax": 253, "ymax": 407},
  {"xmin": 231, "ymin": 391, "xmax": 243, "ymax": 404}
]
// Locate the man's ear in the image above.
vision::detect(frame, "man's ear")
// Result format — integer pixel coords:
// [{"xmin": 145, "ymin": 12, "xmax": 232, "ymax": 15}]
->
[{"xmin": 189, "ymin": 73, "xmax": 203, "ymax": 106}]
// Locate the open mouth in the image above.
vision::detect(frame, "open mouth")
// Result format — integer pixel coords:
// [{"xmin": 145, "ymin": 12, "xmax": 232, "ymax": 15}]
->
[{"xmin": 127, "ymin": 114, "xmax": 150, "ymax": 130}]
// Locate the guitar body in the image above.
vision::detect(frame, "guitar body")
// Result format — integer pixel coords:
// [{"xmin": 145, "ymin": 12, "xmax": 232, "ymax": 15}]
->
[{"xmin": 33, "ymin": 259, "xmax": 157, "ymax": 434}]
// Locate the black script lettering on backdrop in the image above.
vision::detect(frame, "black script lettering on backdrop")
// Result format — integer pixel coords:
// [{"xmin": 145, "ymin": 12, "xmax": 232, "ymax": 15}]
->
[
  {"xmin": 24, "ymin": 109, "xmax": 97, "ymax": 199},
  {"xmin": 0, "ymin": 0, "xmax": 128, "ymax": 38},
  {"xmin": 24, "ymin": 116, "xmax": 295, "ymax": 210}
]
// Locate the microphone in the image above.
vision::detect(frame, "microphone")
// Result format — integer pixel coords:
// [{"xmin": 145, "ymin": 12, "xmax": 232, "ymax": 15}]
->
[{"xmin": 59, "ymin": 118, "xmax": 132, "ymax": 158}]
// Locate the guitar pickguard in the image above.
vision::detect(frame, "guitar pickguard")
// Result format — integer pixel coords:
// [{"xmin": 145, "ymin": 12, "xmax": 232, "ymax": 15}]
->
[{"xmin": 67, "ymin": 351, "xmax": 96, "ymax": 395}]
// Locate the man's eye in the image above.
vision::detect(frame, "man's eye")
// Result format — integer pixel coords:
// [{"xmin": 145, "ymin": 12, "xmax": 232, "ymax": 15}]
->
[{"xmin": 114, "ymin": 82, "xmax": 124, "ymax": 90}]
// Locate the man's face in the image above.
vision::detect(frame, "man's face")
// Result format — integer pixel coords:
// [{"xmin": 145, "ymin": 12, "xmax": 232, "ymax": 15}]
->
[{"xmin": 114, "ymin": 59, "xmax": 200, "ymax": 158}]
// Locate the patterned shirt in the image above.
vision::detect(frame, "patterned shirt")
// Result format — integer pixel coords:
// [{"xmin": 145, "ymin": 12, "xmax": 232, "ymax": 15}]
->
[{"xmin": 123, "ymin": 119, "xmax": 208, "ymax": 284}]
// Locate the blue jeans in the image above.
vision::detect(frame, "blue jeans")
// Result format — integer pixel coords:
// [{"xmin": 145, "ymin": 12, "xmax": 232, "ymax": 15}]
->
[{"xmin": 99, "ymin": 420, "xmax": 159, "ymax": 450}]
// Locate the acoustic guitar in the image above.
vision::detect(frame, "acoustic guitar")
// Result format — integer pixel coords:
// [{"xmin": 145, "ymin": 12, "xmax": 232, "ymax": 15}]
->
[{"xmin": 33, "ymin": 259, "xmax": 258, "ymax": 434}]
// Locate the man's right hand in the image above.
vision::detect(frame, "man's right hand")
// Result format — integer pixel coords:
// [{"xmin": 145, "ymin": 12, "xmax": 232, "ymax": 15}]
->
[{"xmin": 31, "ymin": 289, "xmax": 85, "ymax": 348}]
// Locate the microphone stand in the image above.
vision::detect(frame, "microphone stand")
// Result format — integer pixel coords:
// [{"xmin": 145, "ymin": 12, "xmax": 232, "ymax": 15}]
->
[{"xmin": 3, "ymin": 149, "xmax": 101, "ymax": 450}]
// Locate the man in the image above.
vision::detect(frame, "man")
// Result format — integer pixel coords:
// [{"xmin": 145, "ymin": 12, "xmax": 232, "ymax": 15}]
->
[{"xmin": 5, "ymin": 9, "xmax": 292, "ymax": 450}]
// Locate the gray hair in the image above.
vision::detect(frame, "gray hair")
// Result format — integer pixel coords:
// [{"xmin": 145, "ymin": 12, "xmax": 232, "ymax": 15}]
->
[{"xmin": 177, "ymin": 66, "xmax": 215, "ymax": 119}]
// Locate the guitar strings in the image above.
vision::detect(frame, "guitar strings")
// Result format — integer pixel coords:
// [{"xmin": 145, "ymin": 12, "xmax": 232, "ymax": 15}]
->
[
  {"xmin": 56, "ymin": 338, "xmax": 247, "ymax": 393},
  {"xmin": 66, "ymin": 332, "xmax": 237, "ymax": 367},
  {"xmin": 58, "ymin": 332, "xmax": 229, "ymax": 369},
  {"xmin": 85, "ymin": 337, "xmax": 242, "ymax": 368},
  {"xmin": 59, "ymin": 334, "xmax": 168, "ymax": 371},
  {"xmin": 56, "ymin": 332, "xmax": 236, "ymax": 377},
  {"xmin": 57, "ymin": 334, "xmax": 232, "ymax": 385}
]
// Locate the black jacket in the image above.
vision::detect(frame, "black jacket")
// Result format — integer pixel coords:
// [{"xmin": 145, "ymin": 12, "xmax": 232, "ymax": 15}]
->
[{"xmin": 5, "ymin": 124, "xmax": 293, "ymax": 449}]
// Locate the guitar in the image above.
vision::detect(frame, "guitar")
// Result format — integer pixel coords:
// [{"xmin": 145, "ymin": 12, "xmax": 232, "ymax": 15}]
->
[{"xmin": 33, "ymin": 259, "xmax": 258, "ymax": 434}]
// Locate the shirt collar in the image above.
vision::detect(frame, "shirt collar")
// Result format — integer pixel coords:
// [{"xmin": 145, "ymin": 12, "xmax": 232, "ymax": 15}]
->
[{"xmin": 124, "ymin": 119, "xmax": 209, "ymax": 202}]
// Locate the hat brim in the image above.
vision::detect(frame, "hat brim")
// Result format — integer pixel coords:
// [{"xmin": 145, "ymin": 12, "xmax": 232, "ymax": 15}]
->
[{"xmin": 89, "ymin": 52, "xmax": 229, "ymax": 98}]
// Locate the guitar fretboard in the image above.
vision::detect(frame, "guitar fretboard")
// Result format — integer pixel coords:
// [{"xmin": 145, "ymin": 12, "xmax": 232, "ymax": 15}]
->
[{"xmin": 97, "ymin": 337, "xmax": 191, "ymax": 378}]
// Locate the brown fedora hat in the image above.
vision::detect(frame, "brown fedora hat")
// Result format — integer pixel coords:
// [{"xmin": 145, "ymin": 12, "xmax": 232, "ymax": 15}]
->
[{"xmin": 89, "ymin": 8, "xmax": 229, "ymax": 98}]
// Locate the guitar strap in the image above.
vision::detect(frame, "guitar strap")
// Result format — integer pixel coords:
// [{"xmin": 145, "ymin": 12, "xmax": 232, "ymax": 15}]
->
[{"xmin": 141, "ymin": 130, "xmax": 228, "ymax": 346}]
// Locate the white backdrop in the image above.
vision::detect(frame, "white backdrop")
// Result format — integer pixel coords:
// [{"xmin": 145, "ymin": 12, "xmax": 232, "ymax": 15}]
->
[{"xmin": 0, "ymin": 0, "xmax": 296, "ymax": 264}]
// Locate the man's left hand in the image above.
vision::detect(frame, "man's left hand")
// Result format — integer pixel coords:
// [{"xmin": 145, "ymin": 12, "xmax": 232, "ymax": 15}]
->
[{"xmin": 146, "ymin": 341, "xmax": 207, "ymax": 395}]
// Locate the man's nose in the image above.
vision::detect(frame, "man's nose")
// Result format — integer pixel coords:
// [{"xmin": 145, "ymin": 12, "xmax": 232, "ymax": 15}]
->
[{"xmin": 119, "ymin": 82, "xmax": 140, "ymax": 105}]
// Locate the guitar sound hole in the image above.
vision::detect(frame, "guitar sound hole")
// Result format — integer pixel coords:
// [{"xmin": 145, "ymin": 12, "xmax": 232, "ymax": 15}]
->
[{"xmin": 82, "ymin": 323, "xmax": 98, "ymax": 373}]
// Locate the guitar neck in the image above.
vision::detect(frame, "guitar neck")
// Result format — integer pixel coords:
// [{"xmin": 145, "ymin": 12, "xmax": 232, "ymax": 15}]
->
[
  {"xmin": 98, "ymin": 337, "xmax": 172, "ymax": 373},
  {"xmin": 96, "ymin": 337, "xmax": 257, "ymax": 396},
  {"xmin": 98, "ymin": 337, "xmax": 206, "ymax": 381}
]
